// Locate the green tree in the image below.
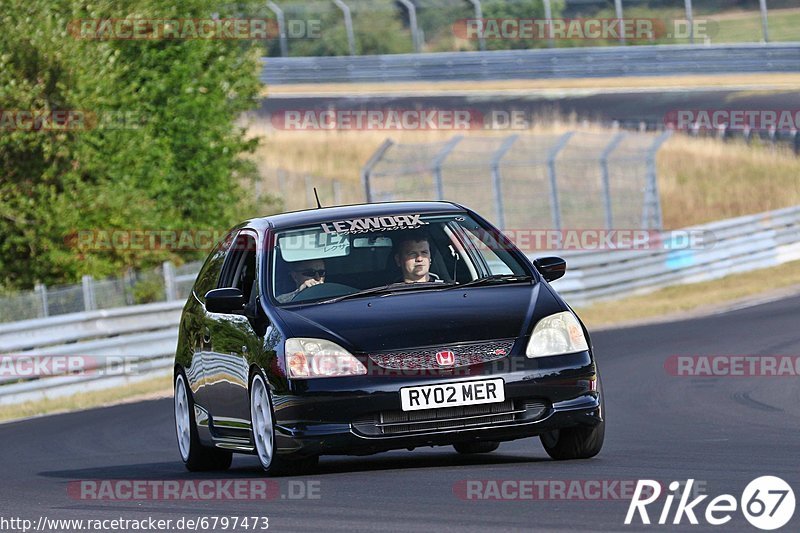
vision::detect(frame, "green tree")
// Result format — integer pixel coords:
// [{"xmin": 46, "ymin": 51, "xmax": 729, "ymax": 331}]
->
[{"xmin": 0, "ymin": 0, "xmax": 272, "ymax": 289}]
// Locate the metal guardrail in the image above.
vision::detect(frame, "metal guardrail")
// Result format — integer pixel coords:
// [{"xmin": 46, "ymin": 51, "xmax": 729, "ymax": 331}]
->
[
  {"xmin": 551, "ymin": 205, "xmax": 800, "ymax": 305},
  {"xmin": 260, "ymin": 43, "xmax": 800, "ymax": 85},
  {"xmin": 2, "ymin": 205, "xmax": 799, "ymax": 406}
]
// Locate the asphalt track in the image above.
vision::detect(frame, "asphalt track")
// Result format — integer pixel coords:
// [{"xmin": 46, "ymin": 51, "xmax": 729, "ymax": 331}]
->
[
  {"xmin": 259, "ymin": 88, "xmax": 800, "ymax": 128},
  {"xmin": 2, "ymin": 294, "xmax": 799, "ymax": 532}
]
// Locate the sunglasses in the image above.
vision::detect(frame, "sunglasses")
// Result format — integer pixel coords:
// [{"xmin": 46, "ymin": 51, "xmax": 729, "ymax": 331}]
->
[{"xmin": 295, "ymin": 269, "xmax": 326, "ymax": 277}]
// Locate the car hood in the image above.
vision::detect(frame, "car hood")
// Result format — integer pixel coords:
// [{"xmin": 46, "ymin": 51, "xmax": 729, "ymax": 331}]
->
[{"xmin": 273, "ymin": 283, "xmax": 564, "ymax": 353}]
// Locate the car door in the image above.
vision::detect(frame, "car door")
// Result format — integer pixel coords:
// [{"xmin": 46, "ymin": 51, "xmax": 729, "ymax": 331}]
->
[{"xmin": 201, "ymin": 230, "xmax": 261, "ymax": 439}]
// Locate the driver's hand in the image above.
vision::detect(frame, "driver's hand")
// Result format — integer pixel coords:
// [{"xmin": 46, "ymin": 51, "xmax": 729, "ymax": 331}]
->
[{"xmin": 297, "ymin": 278, "xmax": 323, "ymax": 292}]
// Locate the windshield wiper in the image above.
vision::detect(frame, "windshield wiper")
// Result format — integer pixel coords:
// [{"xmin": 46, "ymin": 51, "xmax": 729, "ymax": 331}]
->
[
  {"xmin": 318, "ymin": 281, "xmax": 454, "ymax": 305},
  {"xmin": 449, "ymin": 274, "xmax": 532, "ymax": 289}
]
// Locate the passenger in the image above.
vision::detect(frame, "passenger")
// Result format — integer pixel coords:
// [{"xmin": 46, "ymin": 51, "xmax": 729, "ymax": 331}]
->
[
  {"xmin": 393, "ymin": 233, "xmax": 441, "ymax": 283},
  {"xmin": 277, "ymin": 259, "xmax": 326, "ymax": 302}
]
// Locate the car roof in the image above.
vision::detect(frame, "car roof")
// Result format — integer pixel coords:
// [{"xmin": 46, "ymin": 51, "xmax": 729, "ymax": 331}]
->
[{"xmin": 243, "ymin": 201, "xmax": 468, "ymax": 231}]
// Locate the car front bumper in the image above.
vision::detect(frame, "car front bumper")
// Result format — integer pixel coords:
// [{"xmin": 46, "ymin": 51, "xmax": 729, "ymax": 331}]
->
[{"xmin": 271, "ymin": 351, "xmax": 602, "ymax": 457}]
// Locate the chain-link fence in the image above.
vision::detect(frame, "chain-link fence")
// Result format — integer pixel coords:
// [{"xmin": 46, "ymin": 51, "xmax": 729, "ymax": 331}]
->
[
  {"xmin": 260, "ymin": 0, "xmax": 794, "ymax": 57},
  {"xmin": 363, "ymin": 130, "xmax": 670, "ymax": 231},
  {"xmin": 0, "ymin": 261, "xmax": 202, "ymax": 324}
]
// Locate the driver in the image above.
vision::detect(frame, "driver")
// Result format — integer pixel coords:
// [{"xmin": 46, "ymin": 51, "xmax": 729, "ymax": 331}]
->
[
  {"xmin": 393, "ymin": 233, "xmax": 441, "ymax": 283},
  {"xmin": 277, "ymin": 259, "xmax": 326, "ymax": 302}
]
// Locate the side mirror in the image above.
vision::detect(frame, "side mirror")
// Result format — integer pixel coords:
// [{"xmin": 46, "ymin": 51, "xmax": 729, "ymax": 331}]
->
[
  {"xmin": 205, "ymin": 288, "xmax": 246, "ymax": 314},
  {"xmin": 533, "ymin": 256, "xmax": 567, "ymax": 282}
]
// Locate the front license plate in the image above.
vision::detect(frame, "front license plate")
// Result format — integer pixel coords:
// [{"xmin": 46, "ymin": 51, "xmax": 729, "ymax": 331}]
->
[{"xmin": 400, "ymin": 378, "xmax": 505, "ymax": 412}]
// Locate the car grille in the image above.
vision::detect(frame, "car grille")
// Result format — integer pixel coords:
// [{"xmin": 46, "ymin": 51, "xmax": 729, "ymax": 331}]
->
[
  {"xmin": 351, "ymin": 399, "xmax": 548, "ymax": 437},
  {"xmin": 368, "ymin": 339, "xmax": 515, "ymax": 370}
]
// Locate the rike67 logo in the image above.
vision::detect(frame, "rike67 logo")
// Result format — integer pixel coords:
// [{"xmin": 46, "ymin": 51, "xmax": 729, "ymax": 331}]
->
[{"xmin": 625, "ymin": 477, "xmax": 795, "ymax": 530}]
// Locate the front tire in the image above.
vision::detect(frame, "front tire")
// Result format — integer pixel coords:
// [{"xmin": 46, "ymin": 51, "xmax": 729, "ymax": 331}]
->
[
  {"xmin": 174, "ymin": 371, "xmax": 232, "ymax": 471},
  {"xmin": 250, "ymin": 372, "xmax": 318, "ymax": 476},
  {"xmin": 540, "ymin": 379, "xmax": 605, "ymax": 460}
]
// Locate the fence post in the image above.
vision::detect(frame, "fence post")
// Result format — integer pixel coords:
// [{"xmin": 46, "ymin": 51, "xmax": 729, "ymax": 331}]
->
[
  {"xmin": 547, "ymin": 132, "xmax": 575, "ymax": 231},
  {"xmin": 599, "ymin": 132, "xmax": 626, "ymax": 229},
  {"xmin": 467, "ymin": 0, "xmax": 486, "ymax": 52},
  {"xmin": 397, "ymin": 0, "xmax": 421, "ymax": 53},
  {"xmin": 163, "ymin": 261, "xmax": 177, "ymax": 302},
  {"xmin": 431, "ymin": 136, "xmax": 463, "ymax": 201},
  {"xmin": 542, "ymin": 0, "xmax": 554, "ymax": 48},
  {"xmin": 361, "ymin": 138, "xmax": 395, "ymax": 202},
  {"xmin": 35, "ymin": 283, "xmax": 49, "ymax": 318},
  {"xmin": 644, "ymin": 131, "xmax": 672, "ymax": 230},
  {"xmin": 759, "ymin": 0, "xmax": 769, "ymax": 43},
  {"xmin": 684, "ymin": 0, "xmax": 694, "ymax": 44},
  {"xmin": 82, "ymin": 275, "xmax": 96, "ymax": 311},
  {"xmin": 489, "ymin": 134, "xmax": 519, "ymax": 229},
  {"xmin": 332, "ymin": 0, "xmax": 357, "ymax": 56},
  {"xmin": 333, "ymin": 180, "xmax": 342, "ymax": 205},
  {"xmin": 266, "ymin": 1, "xmax": 289, "ymax": 57},
  {"xmin": 614, "ymin": 0, "xmax": 625, "ymax": 45}
]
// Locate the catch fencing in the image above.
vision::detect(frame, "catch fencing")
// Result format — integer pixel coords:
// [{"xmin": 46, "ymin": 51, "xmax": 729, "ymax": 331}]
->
[
  {"xmin": 0, "ymin": 261, "xmax": 200, "ymax": 324},
  {"xmin": 362, "ymin": 130, "xmax": 671, "ymax": 231}
]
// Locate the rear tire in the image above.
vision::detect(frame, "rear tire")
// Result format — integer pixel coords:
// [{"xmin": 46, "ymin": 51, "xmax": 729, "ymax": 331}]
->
[
  {"xmin": 174, "ymin": 371, "xmax": 233, "ymax": 471},
  {"xmin": 250, "ymin": 372, "xmax": 319, "ymax": 476},
  {"xmin": 453, "ymin": 441, "xmax": 500, "ymax": 454}
]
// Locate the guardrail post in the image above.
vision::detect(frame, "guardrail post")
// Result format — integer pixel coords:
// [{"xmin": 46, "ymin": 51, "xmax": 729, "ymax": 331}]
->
[
  {"xmin": 547, "ymin": 132, "xmax": 575, "ymax": 232},
  {"xmin": 266, "ymin": 1, "xmax": 289, "ymax": 57},
  {"xmin": 542, "ymin": 0, "xmax": 555, "ymax": 48},
  {"xmin": 163, "ymin": 262, "xmax": 177, "ymax": 302},
  {"xmin": 684, "ymin": 0, "xmax": 694, "ymax": 44},
  {"xmin": 35, "ymin": 283, "xmax": 49, "ymax": 318},
  {"xmin": 759, "ymin": 0, "xmax": 770, "ymax": 42},
  {"xmin": 397, "ymin": 0, "xmax": 421, "ymax": 53},
  {"xmin": 600, "ymin": 132, "xmax": 626, "ymax": 229},
  {"xmin": 82, "ymin": 275, "xmax": 96, "ymax": 311},
  {"xmin": 614, "ymin": 0, "xmax": 625, "ymax": 45},
  {"xmin": 431, "ymin": 136, "xmax": 463, "ymax": 201},
  {"xmin": 332, "ymin": 0, "xmax": 356, "ymax": 56},
  {"xmin": 467, "ymin": 0, "xmax": 486, "ymax": 52},
  {"xmin": 644, "ymin": 131, "xmax": 672, "ymax": 230},
  {"xmin": 361, "ymin": 138, "xmax": 395, "ymax": 202},
  {"xmin": 489, "ymin": 134, "xmax": 519, "ymax": 229}
]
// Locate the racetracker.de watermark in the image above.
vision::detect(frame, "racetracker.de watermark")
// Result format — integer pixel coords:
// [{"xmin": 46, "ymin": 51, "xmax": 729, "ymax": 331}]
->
[
  {"xmin": 67, "ymin": 479, "xmax": 320, "ymax": 500},
  {"xmin": 0, "ymin": 355, "xmax": 137, "ymax": 378},
  {"xmin": 453, "ymin": 479, "xmax": 706, "ymax": 501},
  {"xmin": 665, "ymin": 355, "xmax": 800, "ymax": 377},
  {"xmin": 0, "ymin": 110, "xmax": 147, "ymax": 131},
  {"xmin": 665, "ymin": 109, "xmax": 800, "ymax": 132},
  {"xmin": 452, "ymin": 18, "xmax": 716, "ymax": 41}
]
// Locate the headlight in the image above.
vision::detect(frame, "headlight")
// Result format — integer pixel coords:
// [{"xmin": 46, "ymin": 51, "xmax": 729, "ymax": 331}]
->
[
  {"xmin": 525, "ymin": 311, "xmax": 588, "ymax": 358},
  {"xmin": 285, "ymin": 338, "xmax": 367, "ymax": 379}
]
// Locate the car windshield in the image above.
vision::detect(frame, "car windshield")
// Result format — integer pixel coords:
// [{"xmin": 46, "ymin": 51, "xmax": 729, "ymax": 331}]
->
[{"xmin": 270, "ymin": 212, "xmax": 531, "ymax": 305}]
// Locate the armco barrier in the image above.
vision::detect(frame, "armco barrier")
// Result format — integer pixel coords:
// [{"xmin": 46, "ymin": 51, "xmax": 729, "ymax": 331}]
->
[
  {"xmin": 1, "ymin": 205, "xmax": 799, "ymax": 405},
  {"xmin": 261, "ymin": 43, "xmax": 800, "ymax": 85}
]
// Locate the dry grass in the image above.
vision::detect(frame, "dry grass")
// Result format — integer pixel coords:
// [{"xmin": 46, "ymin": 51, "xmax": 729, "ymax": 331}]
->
[
  {"xmin": 250, "ymin": 119, "xmax": 800, "ymax": 228},
  {"xmin": 575, "ymin": 260, "xmax": 800, "ymax": 329},
  {"xmin": 0, "ymin": 375, "xmax": 172, "ymax": 423},
  {"xmin": 262, "ymin": 73, "xmax": 800, "ymax": 96}
]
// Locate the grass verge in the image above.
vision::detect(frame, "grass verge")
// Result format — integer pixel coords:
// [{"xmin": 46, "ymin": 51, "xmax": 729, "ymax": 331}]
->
[
  {"xmin": 262, "ymin": 73, "xmax": 800, "ymax": 96},
  {"xmin": 574, "ymin": 259, "xmax": 800, "ymax": 329},
  {"xmin": 0, "ymin": 374, "xmax": 172, "ymax": 424}
]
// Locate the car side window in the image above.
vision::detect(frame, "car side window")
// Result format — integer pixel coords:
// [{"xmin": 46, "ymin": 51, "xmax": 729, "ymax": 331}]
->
[
  {"xmin": 193, "ymin": 230, "xmax": 236, "ymax": 301},
  {"xmin": 218, "ymin": 233, "xmax": 258, "ymax": 301}
]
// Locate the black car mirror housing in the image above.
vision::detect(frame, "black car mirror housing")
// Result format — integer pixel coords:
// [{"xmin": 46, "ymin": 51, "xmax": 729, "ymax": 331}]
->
[
  {"xmin": 533, "ymin": 256, "xmax": 567, "ymax": 282},
  {"xmin": 205, "ymin": 288, "xmax": 246, "ymax": 314}
]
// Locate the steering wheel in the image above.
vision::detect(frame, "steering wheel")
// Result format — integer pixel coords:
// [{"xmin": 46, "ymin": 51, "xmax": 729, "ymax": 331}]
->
[{"xmin": 288, "ymin": 282, "xmax": 356, "ymax": 302}]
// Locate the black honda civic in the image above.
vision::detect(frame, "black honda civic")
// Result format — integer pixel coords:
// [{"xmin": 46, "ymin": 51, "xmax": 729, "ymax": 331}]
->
[{"xmin": 174, "ymin": 201, "xmax": 604, "ymax": 474}]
